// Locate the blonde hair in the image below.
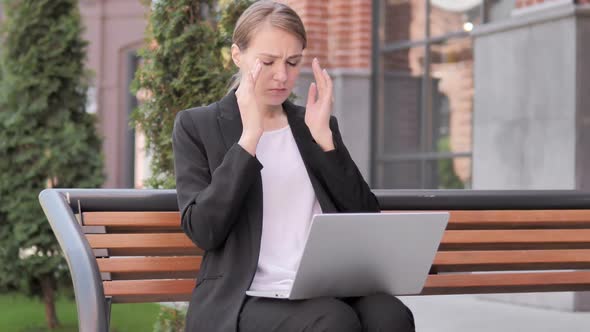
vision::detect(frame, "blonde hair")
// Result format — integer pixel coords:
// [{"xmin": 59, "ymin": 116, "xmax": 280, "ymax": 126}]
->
[{"xmin": 228, "ymin": 1, "xmax": 307, "ymax": 92}]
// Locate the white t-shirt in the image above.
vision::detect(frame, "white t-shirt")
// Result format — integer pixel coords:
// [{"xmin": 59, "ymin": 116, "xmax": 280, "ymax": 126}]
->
[{"xmin": 248, "ymin": 125, "xmax": 323, "ymax": 291}]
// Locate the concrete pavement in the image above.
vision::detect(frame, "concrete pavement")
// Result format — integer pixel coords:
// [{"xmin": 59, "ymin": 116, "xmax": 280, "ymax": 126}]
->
[{"xmin": 399, "ymin": 295, "xmax": 590, "ymax": 332}]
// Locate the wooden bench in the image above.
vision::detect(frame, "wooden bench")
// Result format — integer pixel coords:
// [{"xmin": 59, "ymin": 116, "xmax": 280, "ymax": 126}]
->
[{"xmin": 39, "ymin": 189, "xmax": 590, "ymax": 332}]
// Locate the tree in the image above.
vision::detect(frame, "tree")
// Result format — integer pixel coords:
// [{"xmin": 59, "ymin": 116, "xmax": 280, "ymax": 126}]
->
[
  {"xmin": 131, "ymin": 0, "xmax": 227, "ymax": 189},
  {"xmin": 0, "ymin": 0, "xmax": 104, "ymax": 328},
  {"xmin": 131, "ymin": 0, "xmax": 255, "ymax": 189},
  {"xmin": 131, "ymin": 1, "xmax": 254, "ymax": 327}
]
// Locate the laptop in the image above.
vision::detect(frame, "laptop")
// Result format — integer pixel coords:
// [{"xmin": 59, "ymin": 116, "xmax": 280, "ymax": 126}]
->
[{"xmin": 245, "ymin": 212, "xmax": 449, "ymax": 300}]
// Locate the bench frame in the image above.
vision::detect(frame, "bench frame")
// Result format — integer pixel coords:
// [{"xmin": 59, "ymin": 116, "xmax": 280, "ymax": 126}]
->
[{"xmin": 39, "ymin": 188, "xmax": 590, "ymax": 332}]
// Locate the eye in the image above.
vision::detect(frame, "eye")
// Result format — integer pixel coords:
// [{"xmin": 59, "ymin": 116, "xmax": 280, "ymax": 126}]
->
[
  {"xmin": 287, "ymin": 61, "xmax": 299, "ymax": 67},
  {"xmin": 262, "ymin": 61, "xmax": 273, "ymax": 66}
]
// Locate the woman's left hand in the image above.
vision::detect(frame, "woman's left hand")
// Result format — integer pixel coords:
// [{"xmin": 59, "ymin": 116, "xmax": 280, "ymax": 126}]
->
[{"xmin": 305, "ymin": 58, "xmax": 335, "ymax": 151}]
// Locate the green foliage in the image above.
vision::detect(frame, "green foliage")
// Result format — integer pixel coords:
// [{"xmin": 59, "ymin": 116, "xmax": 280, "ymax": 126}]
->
[
  {"xmin": 0, "ymin": 292, "xmax": 160, "ymax": 331},
  {"xmin": 0, "ymin": 0, "xmax": 104, "ymax": 300},
  {"xmin": 436, "ymin": 136, "xmax": 465, "ymax": 189},
  {"xmin": 131, "ymin": 0, "xmax": 255, "ymax": 188},
  {"xmin": 152, "ymin": 304, "xmax": 186, "ymax": 332},
  {"xmin": 218, "ymin": 0, "xmax": 256, "ymax": 43}
]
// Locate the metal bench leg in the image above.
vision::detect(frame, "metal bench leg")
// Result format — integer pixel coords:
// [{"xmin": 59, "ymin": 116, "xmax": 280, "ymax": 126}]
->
[{"xmin": 105, "ymin": 297, "xmax": 112, "ymax": 332}]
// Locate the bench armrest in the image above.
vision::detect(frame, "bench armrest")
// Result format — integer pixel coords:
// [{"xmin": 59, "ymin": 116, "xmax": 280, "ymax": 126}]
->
[{"xmin": 39, "ymin": 189, "xmax": 108, "ymax": 332}]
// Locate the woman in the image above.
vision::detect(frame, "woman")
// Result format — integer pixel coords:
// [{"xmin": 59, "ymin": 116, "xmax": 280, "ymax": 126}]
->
[{"xmin": 172, "ymin": 1, "xmax": 415, "ymax": 331}]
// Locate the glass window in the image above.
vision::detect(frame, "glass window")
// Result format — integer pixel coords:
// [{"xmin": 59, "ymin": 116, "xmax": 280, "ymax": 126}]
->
[
  {"xmin": 373, "ymin": 0, "xmax": 477, "ymax": 189},
  {"xmin": 429, "ymin": 38, "xmax": 473, "ymax": 156},
  {"xmin": 378, "ymin": 47, "xmax": 425, "ymax": 156},
  {"xmin": 383, "ymin": 0, "xmax": 426, "ymax": 43},
  {"xmin": 376, "ymin": 157, "xmax": 471, "ymax": 189},
  {"xmin": 429, "ymin": 0, "xmax": 483, "ymax": 37}
]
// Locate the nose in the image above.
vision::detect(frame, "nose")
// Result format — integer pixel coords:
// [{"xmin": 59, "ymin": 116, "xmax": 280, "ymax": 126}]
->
[{"xmin": 273, "ymin": 64, "xmax": 288, "ymax": 83}]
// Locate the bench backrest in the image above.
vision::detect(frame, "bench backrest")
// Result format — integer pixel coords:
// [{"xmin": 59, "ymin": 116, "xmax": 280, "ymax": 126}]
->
[
  {"xmin": 39, "ymin": 189, "xmax": 590, "ymax": 332},
  {"xmin": 83, "ymin": 209, "xmax": 590, "ymax": 303}
]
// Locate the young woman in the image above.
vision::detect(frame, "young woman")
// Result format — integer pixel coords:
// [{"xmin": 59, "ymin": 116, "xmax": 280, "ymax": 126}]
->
[{"xmin": 172, "ymin": 1, "xmax": 415, "ymax": 331}]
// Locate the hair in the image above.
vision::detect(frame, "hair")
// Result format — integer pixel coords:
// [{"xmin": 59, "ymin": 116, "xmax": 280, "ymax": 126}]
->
[{"xmin": 228, "ymin": 1, "xmax": 307, "ymax": 92}]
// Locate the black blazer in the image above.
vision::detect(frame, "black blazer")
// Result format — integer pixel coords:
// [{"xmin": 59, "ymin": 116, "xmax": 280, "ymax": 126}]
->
[{"xmin": 172, "ymin": 90, "xmax": 380, "ymax": 332}]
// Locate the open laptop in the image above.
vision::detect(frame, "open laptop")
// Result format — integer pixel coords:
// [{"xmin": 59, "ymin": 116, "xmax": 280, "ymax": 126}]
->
[{"xmin": 245, "ymin": 212, "xmax": 449, "ymax": 300}]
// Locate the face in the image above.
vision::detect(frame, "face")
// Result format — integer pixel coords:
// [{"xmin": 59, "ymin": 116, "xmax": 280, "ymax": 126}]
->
[{"xmin": 232, "ymin": 22, "xmax": 304, "ymax": 107}]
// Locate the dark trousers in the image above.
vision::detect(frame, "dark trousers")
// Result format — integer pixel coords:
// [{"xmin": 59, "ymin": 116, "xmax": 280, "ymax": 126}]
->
[{"xmin": 238, "ymin": 293, "xmax": 415, "ymax": 332}]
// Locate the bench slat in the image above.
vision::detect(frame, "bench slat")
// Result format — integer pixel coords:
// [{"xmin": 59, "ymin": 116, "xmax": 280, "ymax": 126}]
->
[
  {"xmin": 383, "ymin": 210, "xmax": 590, "ymax": 229},
  {"xmin": 87, "ymin": 230, "xmax": 590, "ymax": 251},
  {"xmin": 450, "ymin": 210, "xmax": 590, "ymax": 228},
  {"xmin": 102, "ymin": 270, "xmax": 590, "ymax": 303},
  {"xmin": 440, "ymin": 229, "xmax": 590, "ymax": 250},
  {"xmin": 104, "ymin": 279, "xmax": 194, "ymax": 303},
  {"xmin": 87, "ymin": 233, "xmax": 194, "ymax": 249},
  {"xmin": 102, "ymin": 248, "xmax": 202, "ymax": 256},
  {"xmin": 96, "ymin": 250, "xmax": 590, "ymax": 274},
  {"xmin": 422, "ymin": 270, "xmax": 590, "ymax": 295},
  {"xmin": 85, "ymin": 210, "xmax": 590, "ymax": 230},
  {"xmin": 83, "ymin": 211, "xmax": 180, "ymax": 228},
  {"xmin": 433, "ymin": 249, "xmax": 590, "ymax": 272},
  {"xmin": 97, "ymin": 256, "xmax": 201, "ymax": 273}
]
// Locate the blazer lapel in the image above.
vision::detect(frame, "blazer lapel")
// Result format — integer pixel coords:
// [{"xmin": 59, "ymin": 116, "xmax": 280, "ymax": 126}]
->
[
  {"xmin": 284, "ymin": 101, "xmax": 338, "ymax": 213},
  {"xmin": 216, "ymin": 91, "xmax": 243, "ymax": 152}
]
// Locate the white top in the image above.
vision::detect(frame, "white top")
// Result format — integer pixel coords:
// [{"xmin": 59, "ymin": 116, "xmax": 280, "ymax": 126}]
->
[{"xmin": 248, "ymin": 125, "xmax": 323, "ymax": 291}]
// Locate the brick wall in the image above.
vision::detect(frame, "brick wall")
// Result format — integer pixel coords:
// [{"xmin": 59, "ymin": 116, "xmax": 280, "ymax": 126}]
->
[{"xmin": 281, "ymin": 0, "xmax": 371, "ymax": 69}]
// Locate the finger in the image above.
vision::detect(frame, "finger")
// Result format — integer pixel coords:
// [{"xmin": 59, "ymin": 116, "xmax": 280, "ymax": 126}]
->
[
  {"xmin": 312, "ymin": 58, "xmax": 326, "ymax": 96},
  {"xmin": 306, "ymin": 82, "xmax": 317, "ymax": 108},
  {"xmin": 251, "ymin": 59, "xmax": 262, "ymax": 89},
  {"xmin": 238, "ymin": 69, "xmax": 250, "ymax": 92},
  {"xmin": 240, "ymin": 59, "xmax": 259, "ymax": 90},
  {"xmin": 243, "ymin": 69, "xmax": 253, "ymax": 91},
  {"xmin": 322, "ymin": 69, "xmax": 333, "ymax": 103}
]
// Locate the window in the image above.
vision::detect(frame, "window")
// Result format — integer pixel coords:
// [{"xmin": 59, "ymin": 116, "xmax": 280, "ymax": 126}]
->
[{"xmin": 371, "ymin": 0, "xmax": 507, "ymax": 188}]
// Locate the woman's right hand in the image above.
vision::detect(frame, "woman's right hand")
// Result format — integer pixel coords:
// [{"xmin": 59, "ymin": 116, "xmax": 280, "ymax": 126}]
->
[{"xmin": 236, "ymin": 59, "xmax": 263, "ymax": 156}]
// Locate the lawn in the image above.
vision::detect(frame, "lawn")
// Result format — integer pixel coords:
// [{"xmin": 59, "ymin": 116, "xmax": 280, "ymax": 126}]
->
[{"xmin": 0, "ymin": 292, "xmax": 161, "ymax": 332}]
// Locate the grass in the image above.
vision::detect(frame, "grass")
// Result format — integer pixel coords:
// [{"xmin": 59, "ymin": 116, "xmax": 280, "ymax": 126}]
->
[{"xmin": 0, "ymin": 292, "xmax": 161, "ymax": 332}]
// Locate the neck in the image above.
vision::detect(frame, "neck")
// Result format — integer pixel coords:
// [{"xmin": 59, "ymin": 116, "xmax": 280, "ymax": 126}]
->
[
  {"xmin": 258, "ymin": 101, "xmax": 288, "ymax": 131},
  {"xmin": 258, "ymin": 102, "xmax": 285, "ymax": 120}
]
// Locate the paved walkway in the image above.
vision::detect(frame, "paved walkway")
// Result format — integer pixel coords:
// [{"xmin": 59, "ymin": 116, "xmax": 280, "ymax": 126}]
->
[{"xmin": 398, "ymin": 295, "xmax": 590, "ymax": 332}]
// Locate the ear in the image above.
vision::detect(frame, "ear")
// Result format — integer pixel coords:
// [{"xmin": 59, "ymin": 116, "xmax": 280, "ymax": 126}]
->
[{"xmin": 231, "ymin": 44, "xmax": 241, "ymax": 68}]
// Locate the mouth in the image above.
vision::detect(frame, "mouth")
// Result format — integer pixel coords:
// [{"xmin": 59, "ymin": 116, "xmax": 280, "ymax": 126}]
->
[{"xmin": 267, "ymin": 88, "xmax": 288, "ymax": 96}]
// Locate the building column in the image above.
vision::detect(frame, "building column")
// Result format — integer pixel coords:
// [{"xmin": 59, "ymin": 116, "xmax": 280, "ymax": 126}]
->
[{"xmin": 472, "ymin": 0, "xmax": 590, "ymax": 311}]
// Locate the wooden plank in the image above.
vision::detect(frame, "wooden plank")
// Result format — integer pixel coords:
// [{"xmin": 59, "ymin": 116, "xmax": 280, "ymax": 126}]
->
[
  {"xmin": 103, "ymin": 271, "xmax": 590, "ymax": 302},
  {"xmin": 105, "ymin": 248, "xmax": 202, "ymax": 256},
  {"xmin": 86, "ymin": 230, "xmax": 590, "ymax": 252},
  {"xmin": 87, "ymin": 210, "xmax": 590, "ymax": 230},
  {"xmin": 87, "ymin": 233, "xmax": 194, "ymax": 249},
  {"xmin": 440, "ymin": 229, "xmax": 590, "ymax": 250},
  {"xmin": 422, "ymin": 271, "xmax": 590, "ymax": 295},
  {"xmin": 110, "ymin": 294, "xmax": 192, "ymax": 303},
  {"xmin": 97, "ymin": 256, "xmax": 201, "ymax": 273},
  {"xmin": 108, "ymin": 271, "xmax": 198, "ymax": 281},
  {"xmin": 382, "ymin": 210, "xmax": 590, "ymax": 229},
  {"xmin": 103, "ymin": 279, "xmax": 194, "ymax": 303},
  {"xmin": 83, "ymin": 211, "xmax": 180, "ymax": 228},
  {"xmin": 433, "ymin": 249, "xmax": 590, "ymax": 272}
]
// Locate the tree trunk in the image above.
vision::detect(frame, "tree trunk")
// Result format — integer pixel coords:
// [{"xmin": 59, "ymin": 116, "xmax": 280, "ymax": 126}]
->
[{"xmin": 40, "ymin": 276, "xmax": 60, "ymax": 329}]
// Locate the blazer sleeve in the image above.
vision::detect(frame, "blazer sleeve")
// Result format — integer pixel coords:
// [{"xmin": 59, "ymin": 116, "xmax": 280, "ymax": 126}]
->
[
  {"xmin": 172, "ymin": 110, "xmax": 263, "ymax": 250},
  {"xmin": 311, "ymin": 116, "xmax": 380, "ymax": 213}
]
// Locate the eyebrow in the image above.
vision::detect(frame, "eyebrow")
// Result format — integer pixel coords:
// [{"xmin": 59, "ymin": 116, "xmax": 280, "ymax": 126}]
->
[{"xmin": 258, "ymin": 53, "xmax": 303, "ymax": 60}]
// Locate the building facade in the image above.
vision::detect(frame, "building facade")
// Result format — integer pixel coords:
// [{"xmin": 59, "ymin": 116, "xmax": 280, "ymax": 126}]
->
[{"xmin": 79, "ymin": 0, "xmax": 589, "ymax": 310}]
